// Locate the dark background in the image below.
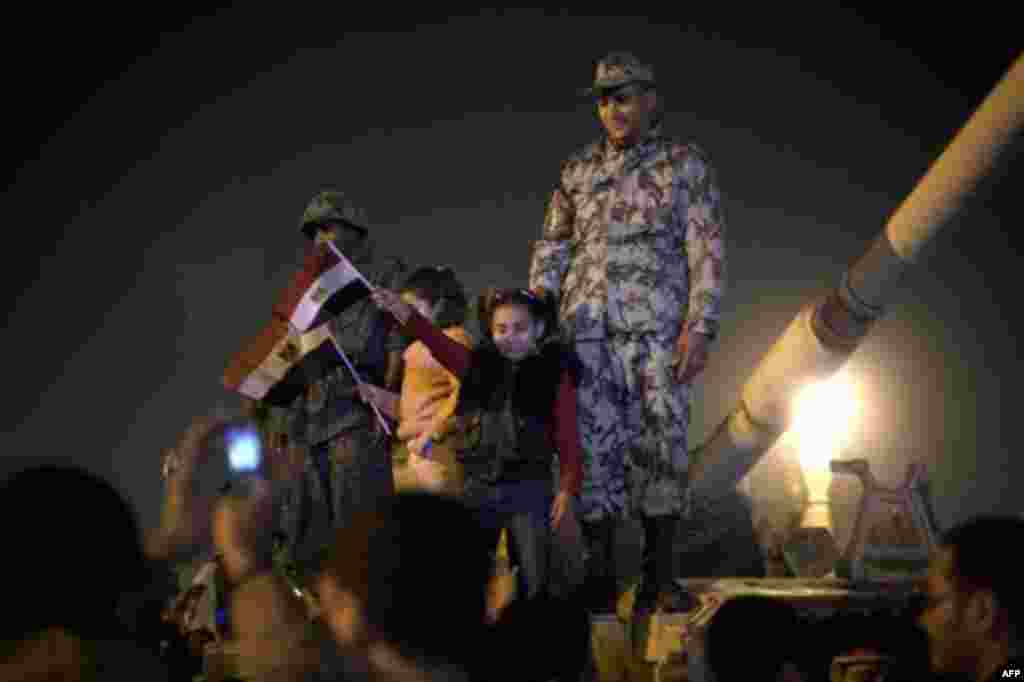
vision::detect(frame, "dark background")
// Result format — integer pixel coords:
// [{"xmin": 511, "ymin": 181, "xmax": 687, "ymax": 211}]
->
[{"xmin": 3, "ymin": 8, "xmax": 1020, "ymax": 533}]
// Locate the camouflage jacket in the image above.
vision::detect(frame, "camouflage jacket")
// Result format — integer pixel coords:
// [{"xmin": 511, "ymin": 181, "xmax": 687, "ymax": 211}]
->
[
  {"xmin": 269, "ymin": 244, "xmax": 411, "ymax": 446},
  {"xmin": 529, "ymin": 124, "xmax": 726, "ymax": 343}
]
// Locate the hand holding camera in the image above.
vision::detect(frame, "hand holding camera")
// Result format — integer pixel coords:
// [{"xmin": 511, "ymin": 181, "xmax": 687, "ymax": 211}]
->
[{"xmin": 149, "ymin": 413, "xmax": 270, "ymax": 562}]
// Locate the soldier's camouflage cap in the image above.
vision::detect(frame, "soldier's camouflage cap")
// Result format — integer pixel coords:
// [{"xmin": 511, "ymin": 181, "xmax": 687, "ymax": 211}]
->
[
  {"xmin": 580, "ymin": 51, "xmax": 656, "ymax": 97},
  {"xmin": 299, "ymin": 189, "xmax": 370, "ymax": 240}
]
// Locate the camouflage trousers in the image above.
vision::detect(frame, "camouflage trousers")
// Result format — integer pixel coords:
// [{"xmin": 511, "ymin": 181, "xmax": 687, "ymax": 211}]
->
[
  {"xmin": 278, "ymin": 427, "xmax": 394, "ymax": 572},
  {"xmin": 575, "ymin": 334, "xmax": 692, "ymax": 522}
]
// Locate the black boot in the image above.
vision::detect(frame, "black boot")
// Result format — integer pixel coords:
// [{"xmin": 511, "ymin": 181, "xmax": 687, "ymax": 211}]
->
[
  {"xmin": 633, "ymin": 516, "xmax": 673, "ymax": 615},
  {"xmin": 631, "ymin": 515, "xmax": 680, "ymax": 654},
  {"xmin": 580, "ymin": 518, "xmax": 618, "ymax": 613}
]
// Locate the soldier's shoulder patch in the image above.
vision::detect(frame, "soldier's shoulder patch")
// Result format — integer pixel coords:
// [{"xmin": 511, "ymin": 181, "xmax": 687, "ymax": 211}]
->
[
  {"xmin": 670, "ymin": 142, "xmax": 715, "ymax": 180},
  {"xmin": 559, "ymin": 140, "xmax": 603, "ymax": 187}
]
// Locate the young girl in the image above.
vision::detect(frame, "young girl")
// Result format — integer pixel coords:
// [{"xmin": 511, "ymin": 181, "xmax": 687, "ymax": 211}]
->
[
  {"xmin": 357, "ymin": 266, "xmax": 473, "ymax": 497},
  {"xmin": 370, "ymin": 285, "xmax": 583, "ymax": 602}
]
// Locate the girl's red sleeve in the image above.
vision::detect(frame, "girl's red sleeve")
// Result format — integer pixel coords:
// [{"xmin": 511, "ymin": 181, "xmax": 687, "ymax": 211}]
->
[
  {"xmin": 551, "ymin": 367, "xmax": 582, "ymax": 496},
  {"xmin": 401, "ymin": 311, "xmax": 473, "ymax": 378}
]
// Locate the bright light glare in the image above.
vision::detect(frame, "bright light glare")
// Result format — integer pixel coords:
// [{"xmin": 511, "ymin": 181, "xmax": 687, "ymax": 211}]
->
[
  {"xmin": 789, "ymin": 374, "xmax": 859, "ymax": 470},
  {"xmin": 228, "ymin": 433, "xmax": 262, "ymax": 472}
]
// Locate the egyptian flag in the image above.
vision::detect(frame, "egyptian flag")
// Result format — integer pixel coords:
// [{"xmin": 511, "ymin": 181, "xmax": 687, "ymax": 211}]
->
[
  {"xmin": 222, "ymin": 319, "xmax": 342, "ymax": 406},
  {"xmin": 221, "ymin": 244, "xmax": 369, "ymax": 405},
  {"xmin": 274, "ymin": 242, "xmax": 372, "ymax": 333}
]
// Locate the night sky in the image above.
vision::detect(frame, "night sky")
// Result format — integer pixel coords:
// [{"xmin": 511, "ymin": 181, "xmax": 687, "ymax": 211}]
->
[{"xmin": 3, "ymin": 9, "xmax": 1020, "ymax": 535}]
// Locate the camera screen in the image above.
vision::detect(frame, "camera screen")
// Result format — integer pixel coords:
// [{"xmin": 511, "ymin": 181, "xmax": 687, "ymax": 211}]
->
[{"xmin": 227, "ymin": 430, "xmax": 261, "ymax": 473}]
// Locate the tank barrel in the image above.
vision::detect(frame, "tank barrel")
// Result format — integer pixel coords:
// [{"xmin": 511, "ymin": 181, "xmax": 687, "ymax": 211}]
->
[{"xmin": 688, "ymin": 53, "xmax": 1024, "ymax": 501}]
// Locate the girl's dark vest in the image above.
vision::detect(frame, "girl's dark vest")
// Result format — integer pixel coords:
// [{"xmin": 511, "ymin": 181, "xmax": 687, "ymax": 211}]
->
[{"xmin": 456, "ymin": 342, "xmax": 578, "ymax": 486}]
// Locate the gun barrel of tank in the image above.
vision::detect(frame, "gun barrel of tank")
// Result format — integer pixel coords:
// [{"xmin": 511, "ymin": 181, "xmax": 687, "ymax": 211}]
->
[{"xmin": 688, "ymin": 52, "xmax": 1024, "ymax": 501}]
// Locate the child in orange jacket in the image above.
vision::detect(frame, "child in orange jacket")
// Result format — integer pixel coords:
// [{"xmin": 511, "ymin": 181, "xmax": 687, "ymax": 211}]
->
[{"xmin": 357, "ymin": 266, "xmax": 472, "ymax": 496}]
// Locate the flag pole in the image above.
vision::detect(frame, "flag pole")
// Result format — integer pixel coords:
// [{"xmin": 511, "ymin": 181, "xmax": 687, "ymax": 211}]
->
[
  {"xmin": 328, "ymin": 333, "xmax": 393, "ymax": 437},
  {"xmin": 324, "ymin": 240, "xmax": 374, "ymax": 290}
]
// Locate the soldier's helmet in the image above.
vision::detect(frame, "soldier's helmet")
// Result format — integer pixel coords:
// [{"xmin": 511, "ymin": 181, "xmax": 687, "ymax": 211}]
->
[
  {"xmin": 299, "ymin": 189, "xmax": 370, "ymax": 241},
  {"xmin": 580, "ymin": 51, "xmax": 656, "ymax": 97}
]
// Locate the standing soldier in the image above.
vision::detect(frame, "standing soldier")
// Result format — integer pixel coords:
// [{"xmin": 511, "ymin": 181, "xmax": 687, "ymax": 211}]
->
[
  {"xmin": 528, "ymin": 52, "xmax": 727, "ymax": 625},
  {"xmin": 270, "ymin": 189, "xmax": 411, "ymax": 572}
]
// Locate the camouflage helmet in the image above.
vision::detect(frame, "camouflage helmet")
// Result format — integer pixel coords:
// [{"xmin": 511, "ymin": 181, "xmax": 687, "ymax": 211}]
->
[
  {"xmin": 299, "ymin": 189, "xmax": 370, "ymax": 240},
  {"xmin": 580, "ymin": 51, "xmax": 655, "ymax": 97}
]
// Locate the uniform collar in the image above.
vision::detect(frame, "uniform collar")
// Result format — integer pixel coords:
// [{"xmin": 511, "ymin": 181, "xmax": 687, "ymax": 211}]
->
[
  {"xmin": 603, "ymin": 122, "xmax": 663, "ymax": 157},
  {"xmin": 600, "ymin": 122, "xmax": 663, "ymax": 173}
]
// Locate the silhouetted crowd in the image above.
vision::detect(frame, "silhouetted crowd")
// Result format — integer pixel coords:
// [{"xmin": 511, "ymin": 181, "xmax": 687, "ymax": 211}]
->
[{"xmin": 3, "ymin": 443, "xmax": 1023, "ymax": 682}]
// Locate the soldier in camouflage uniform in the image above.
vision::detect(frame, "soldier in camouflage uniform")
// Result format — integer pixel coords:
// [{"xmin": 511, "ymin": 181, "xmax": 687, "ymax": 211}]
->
[
  {"xmin": 528, "ymin": 52, "xmax": 726, "ymax": 619},
  {"xmin": 269, "ymin": 190, "xmax": 411, "ymax": 574}
]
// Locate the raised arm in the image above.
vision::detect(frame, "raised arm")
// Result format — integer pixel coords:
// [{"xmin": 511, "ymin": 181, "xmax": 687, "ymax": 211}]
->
[{"xmin": 370, "ymin": 288, "xmax": 473, "ymax": 378}]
